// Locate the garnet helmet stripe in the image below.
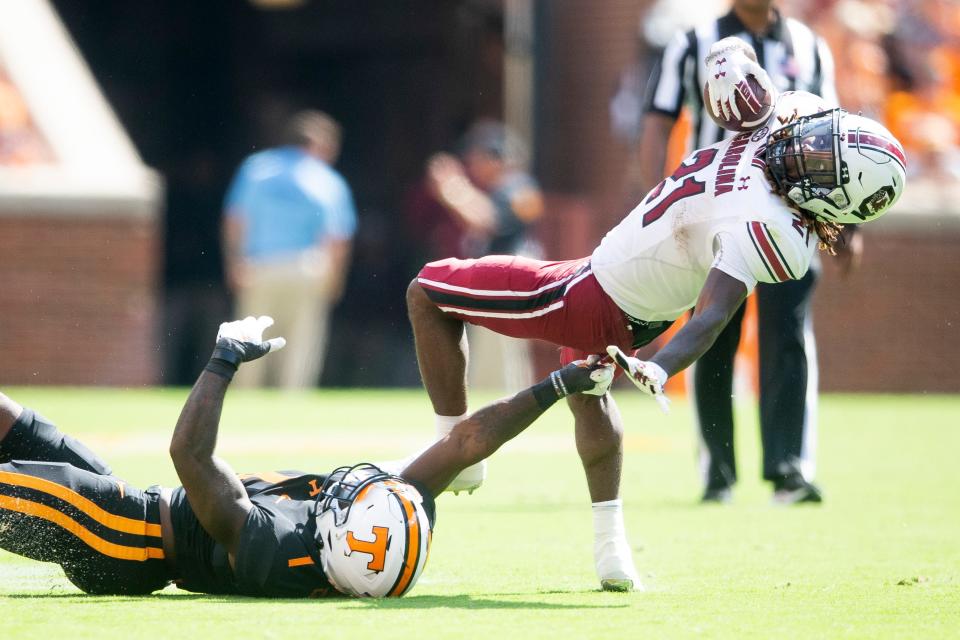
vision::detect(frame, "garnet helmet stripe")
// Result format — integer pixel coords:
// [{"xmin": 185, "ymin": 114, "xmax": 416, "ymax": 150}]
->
[{"xmin": 848, "ymin": 131, "xmax": 906, "ymax": 169}]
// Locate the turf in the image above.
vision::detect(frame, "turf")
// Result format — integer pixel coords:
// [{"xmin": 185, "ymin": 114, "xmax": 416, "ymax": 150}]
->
[{"xmin": 1, "ymin": 387, "xmax": 958, "ymax": 639}]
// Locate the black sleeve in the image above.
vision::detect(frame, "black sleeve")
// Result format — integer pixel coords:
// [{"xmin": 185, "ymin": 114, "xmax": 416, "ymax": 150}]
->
[
  {"xmin": 406, "ymin": 479, "xmax": 437, "ymax": 528},
  {"xmin": 234, "ymin": 506, "xmax": 325, "ymax": 597},
  {"xmin": 234, "ymin": 507, "xmax": 285, "ymax": 591},
  {"xmin": 643, "ymin": 29, "xmax": 694, "ymax": 119}
]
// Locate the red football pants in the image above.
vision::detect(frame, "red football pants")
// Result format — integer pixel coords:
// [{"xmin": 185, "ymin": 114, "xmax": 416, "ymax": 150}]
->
[{"xmin": 416, "ymin": 255, "xmax": 636, "ymax": 364}]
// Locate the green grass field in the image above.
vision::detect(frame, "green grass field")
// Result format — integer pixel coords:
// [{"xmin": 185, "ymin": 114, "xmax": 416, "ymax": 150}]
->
[{"xmin": 1, "ymin": 387, "xmax": 958, "ymax": 639}]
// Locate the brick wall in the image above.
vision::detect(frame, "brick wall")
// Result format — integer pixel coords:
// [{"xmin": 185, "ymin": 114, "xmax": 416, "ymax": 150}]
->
[
  {"xmin": 0, "ymin": 212, "xmax": 159, "ymax": 385},
  {"xmin": 814, "ymin": 225, "xmax": 960, "ymax": 393},
  {"xmin": 537, "ymin": 0, "xmax": 646, "ymax": 233}
]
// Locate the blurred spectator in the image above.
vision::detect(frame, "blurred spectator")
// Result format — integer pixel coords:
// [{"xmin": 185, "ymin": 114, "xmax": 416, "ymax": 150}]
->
[
  {"xmin": 223, "ymin": 110, "xmax": 357, "ymax": 388},
  {"xmin": 0, "ymin": 70, "xmax": 51, "ymax": 165},
  {"xmin": 884, "ymin": 0, "xmax": 960, "ymax": 180},
  {"xmin": 407, "ymin": 119, "xmax": 544, "ymax": 391},
  {"xmin": 402, "ymin": 153, "xmax": 492, "ymax": 264},
  {"xmin": 426, "ymin": 120, "xmax": 544, "ymax": 257},
  {"xmin": 794, "ymin": 0, "xmax": 960, "ymax": 197},
  {"xmin": 885, "ymin": 54, "xmax": 960, "ymax": 180},
  {"xmin": 403, "ymin": 179, "xmax": 472, "ymax": 262},
  {"xmin": 803, "ymin": 0, "xmax": 895, "ymax": 117}
]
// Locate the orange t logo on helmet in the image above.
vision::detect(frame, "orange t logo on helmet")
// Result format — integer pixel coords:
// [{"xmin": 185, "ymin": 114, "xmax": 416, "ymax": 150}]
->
[{"xmin": 346, "ymin": 526, "xmax": 389, "ymax": 572}]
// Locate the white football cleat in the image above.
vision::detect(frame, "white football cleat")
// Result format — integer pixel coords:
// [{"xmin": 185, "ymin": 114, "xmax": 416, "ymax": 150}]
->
[
  {"xmin": 595, "ymin": 534, "xmax": 642, "ymax": 592},
  {"xmin": 444, "ymin": 459, "xmax": 486, "ymax": 495}
]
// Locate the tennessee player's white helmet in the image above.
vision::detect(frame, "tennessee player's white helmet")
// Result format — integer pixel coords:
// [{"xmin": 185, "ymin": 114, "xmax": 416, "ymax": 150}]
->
[
  {"xmin": 316, "ymin": 464, "xmax": 432, "ymax": 597},
  {"xmin": 767, "ymin": 108, "xmax": 906, "ymax": 224}
]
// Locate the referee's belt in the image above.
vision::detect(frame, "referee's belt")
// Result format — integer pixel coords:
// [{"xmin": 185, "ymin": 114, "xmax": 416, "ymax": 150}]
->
[{"xmin": 625, "ymin": 314, "xmax": 673, "ymax": 349}]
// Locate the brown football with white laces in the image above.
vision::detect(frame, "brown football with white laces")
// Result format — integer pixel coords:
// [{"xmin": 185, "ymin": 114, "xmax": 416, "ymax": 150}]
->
[{"xmin": 702, "ymin": 73, "xmax": 773, "ymax": 132}]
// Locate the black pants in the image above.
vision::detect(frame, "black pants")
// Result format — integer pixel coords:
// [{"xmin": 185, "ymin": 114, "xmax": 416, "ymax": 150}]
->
[
  {"xmin": 692, "ymin": 269, "xmax": 818, "ymax": 489},
  {"xmin": 0, "ymin": 409, "xmax": 171, "ymax": 594}
]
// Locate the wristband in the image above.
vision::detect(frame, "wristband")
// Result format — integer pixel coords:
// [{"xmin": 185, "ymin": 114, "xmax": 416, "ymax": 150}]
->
[
  {"xmin": 204, "ymin": 344, "xmax": 243, "ymax": 381},
  {"xmin": 532, "ymin": 370, "xmax": 568, "ymax": 410},
  {"xmin": 204, "ymin": 358, "xmax": 237, "ymax": 381},
  {"xmin": 211, "ymin": 344, "xmax": 243, "ymax": 368}
]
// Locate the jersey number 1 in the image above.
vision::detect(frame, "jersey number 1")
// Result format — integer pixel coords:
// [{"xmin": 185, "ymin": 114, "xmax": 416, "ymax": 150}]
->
[{"xmin": 642, "ymin": 148, "xmax": 718, "ymax": 227}]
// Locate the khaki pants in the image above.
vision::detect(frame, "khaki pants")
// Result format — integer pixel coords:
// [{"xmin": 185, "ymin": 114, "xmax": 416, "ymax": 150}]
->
[{"xmin": 233, "ymin": 253, "xmax": 333, "ymax": 389}]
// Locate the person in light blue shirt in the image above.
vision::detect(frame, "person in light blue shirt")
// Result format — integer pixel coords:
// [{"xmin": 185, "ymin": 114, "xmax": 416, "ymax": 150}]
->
[{"xmin": 223, "ymin": 111, "xmax": 356, "ymax": 388}]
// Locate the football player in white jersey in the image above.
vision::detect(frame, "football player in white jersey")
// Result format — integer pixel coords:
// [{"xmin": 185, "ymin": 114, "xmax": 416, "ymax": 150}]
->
[{"xmin": 407, "ymin": 52, "xmax": 906, "ymax": 592}]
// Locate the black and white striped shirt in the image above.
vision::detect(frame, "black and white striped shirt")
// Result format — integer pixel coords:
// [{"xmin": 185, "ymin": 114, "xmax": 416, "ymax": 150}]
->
[{"xmin": 644, "ymin": 8, "xmax": 837, "ymax": 149}]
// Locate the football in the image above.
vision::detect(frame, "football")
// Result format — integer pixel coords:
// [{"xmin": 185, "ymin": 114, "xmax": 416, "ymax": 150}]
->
[{"xmin": 702, "ymin": 73, "xmax": 774, "ymax": 132}]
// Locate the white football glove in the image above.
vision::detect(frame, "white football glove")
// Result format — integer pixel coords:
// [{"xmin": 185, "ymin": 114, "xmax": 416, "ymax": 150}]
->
[
  {"xmin": 605, "ymin": 346, "xmax": 670, "ymax": 414},
  {"xmin": 217, "ymin": 315, "xmax": 287, "ymax": 354},
  {"xmin": 533, "ymin": 356, "xmax": 615, "ymax": 408},
  {"xmin": 578, "ymin": 355, "xmax": 615, "ymax": 396},
  {"xmin": 550, "ymin": 356, "xmax": 616, "ymax": 397},
  {"xmin": 206, "ymin": 315, "xmax": 286, "ymax": 380},
  {"xmin": 704, "ymin": 37, "xmax": 777, "ymax": 126}
]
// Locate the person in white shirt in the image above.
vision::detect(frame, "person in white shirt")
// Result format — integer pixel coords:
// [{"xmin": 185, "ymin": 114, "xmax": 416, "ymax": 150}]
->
[{"xmin": 223, "ymin": 111, "xmax": 357, "ymax": 389}]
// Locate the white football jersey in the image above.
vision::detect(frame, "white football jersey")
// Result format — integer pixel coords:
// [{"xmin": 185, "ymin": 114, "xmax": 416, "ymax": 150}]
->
[{"xmin": 592, "ymin": 96, "xmax": 821, "ymax": 322}]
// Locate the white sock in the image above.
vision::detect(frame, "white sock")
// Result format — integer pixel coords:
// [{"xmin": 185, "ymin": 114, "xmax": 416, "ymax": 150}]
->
[
  {"xmin": 592, "ymin": 498, "xmax": 640, "ymax": 584},
  {"xmin": 435, "ymin": 412, "xmax": 468, "ymax": 439},
  {"xmin": 435, "ymin": 412, "xmax": 486, "ymax": 492},
  {"xmin": 592, "ymin": 498, "xmax": 626, "ymax": 539}
]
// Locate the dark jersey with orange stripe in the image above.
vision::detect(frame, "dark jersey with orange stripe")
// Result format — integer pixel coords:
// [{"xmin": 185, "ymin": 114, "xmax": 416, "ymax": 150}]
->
[
  {"xmin": 1, "ymin": 407, "xmax": 440, "ymax": 598},
  {"xmin": 169, "ymin": 471, "xmax": 436, "ymax": 598},
  {"xmin": 0, "ymin": 409, "xmax": 171, "ymax": 595}
]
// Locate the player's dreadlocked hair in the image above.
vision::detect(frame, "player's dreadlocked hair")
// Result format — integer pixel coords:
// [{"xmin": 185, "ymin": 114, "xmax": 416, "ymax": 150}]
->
[{"xmin": 762, "ymin": 163, "xmax": 843, "ymax": 255}]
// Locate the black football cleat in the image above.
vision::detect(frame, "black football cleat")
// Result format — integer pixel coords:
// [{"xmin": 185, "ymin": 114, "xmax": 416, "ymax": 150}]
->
[
  {"xmin": 772, "ymin": 473, "xmax": 823, "ymax": 505},
  {"xmin": 700, "ymin": 486, "xmax": 733, "ymax": 504}
]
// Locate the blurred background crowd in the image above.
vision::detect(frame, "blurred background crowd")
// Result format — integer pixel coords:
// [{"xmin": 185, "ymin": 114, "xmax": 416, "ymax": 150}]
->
[
  {"xmin": 620, "ymin": 0, "xmax": 960, "ymax": 199},
  {"xmin": 0, "ymin": 0, "xmax": 957, "ymax": 392}
]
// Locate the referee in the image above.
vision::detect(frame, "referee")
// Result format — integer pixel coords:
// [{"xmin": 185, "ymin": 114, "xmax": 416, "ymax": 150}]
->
[{"xmin": 637, "ymin": 0, "xmax": 852, "ymax": 504}]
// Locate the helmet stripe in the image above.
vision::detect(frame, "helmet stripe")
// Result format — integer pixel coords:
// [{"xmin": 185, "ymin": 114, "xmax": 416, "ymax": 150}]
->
[
  {"xmin": 848, "ymin": 131, "xmax": 906, "ymax": 170},
  {"xmin": 385, "ymin": 487, "xmax": 422, "ymax": 597}
]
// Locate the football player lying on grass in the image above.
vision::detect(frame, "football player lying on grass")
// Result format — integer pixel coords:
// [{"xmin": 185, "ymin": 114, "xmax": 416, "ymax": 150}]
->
[{"xmin": 0, "ymin": 316, "xmax": 613, "ymax": 598}]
